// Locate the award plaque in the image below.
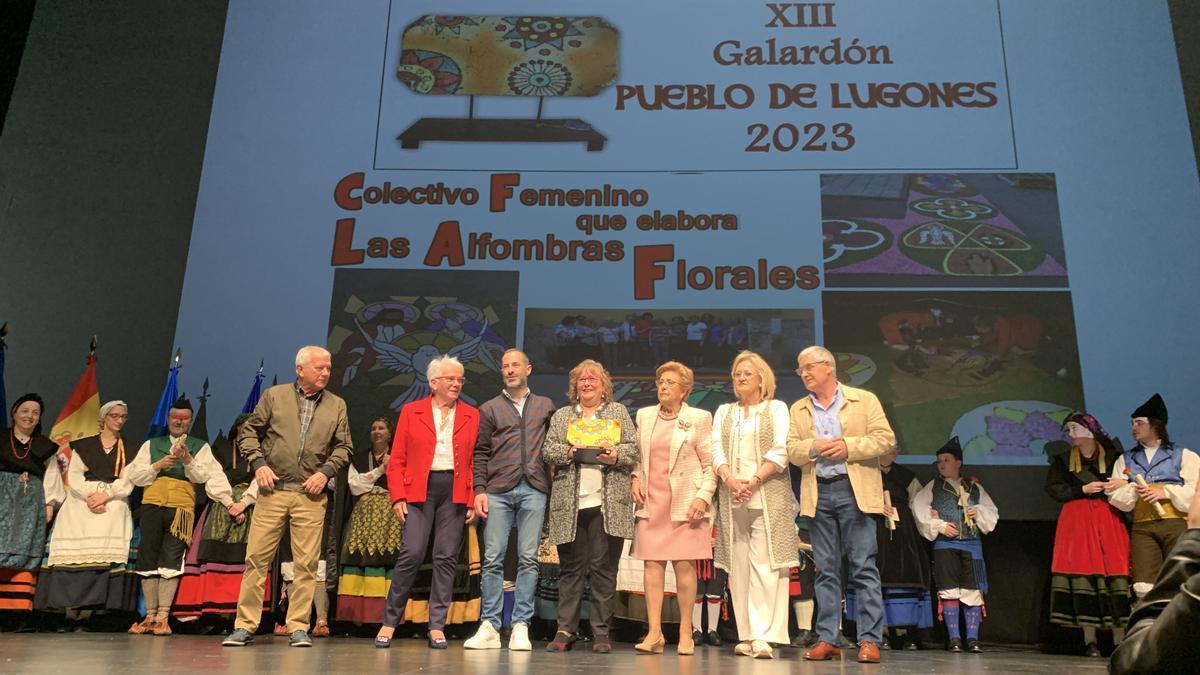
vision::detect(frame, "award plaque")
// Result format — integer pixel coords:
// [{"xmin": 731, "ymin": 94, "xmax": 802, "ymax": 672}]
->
[{"xmin": 567, "ymin": 418, "xmax": 620, "ymax": 449}]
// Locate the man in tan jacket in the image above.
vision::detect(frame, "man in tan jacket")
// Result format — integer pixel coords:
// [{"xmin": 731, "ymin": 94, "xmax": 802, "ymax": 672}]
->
[
  {"xmin": 787, "ymin": 346, "xmax": 895, "ymax": 664},
  {"xmin": 223, "ymin": 345, "xmax": 352, "ymax": 648}
]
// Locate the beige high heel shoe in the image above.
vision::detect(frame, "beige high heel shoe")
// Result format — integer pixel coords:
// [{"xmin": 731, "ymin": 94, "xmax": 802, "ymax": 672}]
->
[{"xmin": 634, "ymin": 635, "xmax": 666, "ymax": 654}]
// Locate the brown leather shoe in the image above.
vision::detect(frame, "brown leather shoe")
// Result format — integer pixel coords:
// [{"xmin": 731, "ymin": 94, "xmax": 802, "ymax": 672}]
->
[
  {"xmin": 152, "ymin": 618, "xmax": 172, "ymax": 636},
  {"xmin": 128, "ymin": 617, "xmax": 155, "ymax": 635},
  {"xmin": 857, "ymin": 641, "xmax": 881, "ymax": 663},
  {"xmin": 803, "ymin": 641, "xmax": 841, "ymax": 661}
]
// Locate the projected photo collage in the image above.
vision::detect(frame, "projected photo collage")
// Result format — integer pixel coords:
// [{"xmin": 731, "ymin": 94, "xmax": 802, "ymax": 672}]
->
[
  {"xmin": 821, "ymin": 173, "xmax": 1078, "ymax": 465},
  {"xmin": 522, "ymin": 308, "xmax": 816, "ymax": 413}
]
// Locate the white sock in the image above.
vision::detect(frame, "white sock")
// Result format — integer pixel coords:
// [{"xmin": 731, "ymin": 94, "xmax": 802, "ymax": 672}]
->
[
  {"xmin": 692, "ymin": 601, "xmax": 703, "ymax": 631},
  {"xmin": 705, "ymin": 599, "xmax": 720, "ymax": 632},
  {"xmin": 1082, "ymin": 626, "xmax": 1097, "ymax": 644},
  {"xmin": 793, "ymin": 599, "xmax": 814, "ymax": 631}
]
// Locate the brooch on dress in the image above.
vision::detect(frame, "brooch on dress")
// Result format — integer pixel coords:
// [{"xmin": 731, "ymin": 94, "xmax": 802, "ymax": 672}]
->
[{"xmin": 677, "ymin": 418, "xmax": 692, "ymax": 431}]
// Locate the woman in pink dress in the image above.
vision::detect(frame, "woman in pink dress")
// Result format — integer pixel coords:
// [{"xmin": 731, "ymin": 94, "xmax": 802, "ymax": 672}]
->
[{"xmin": 630, "ymin": 361, "xmax": 716, "ymax": 655}]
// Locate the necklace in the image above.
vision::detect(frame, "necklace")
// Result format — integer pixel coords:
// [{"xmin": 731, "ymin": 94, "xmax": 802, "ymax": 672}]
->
[
  {"xmin": 437, "ymin": 405, "xmax": 455, "ymax": 433},
  {"xmin": 9, "ymin": 428, "xmax": 31, "ymax": 460},
  {"xmin": 657, "ymin": 407, "xmax": 679, "ymax": 421}
]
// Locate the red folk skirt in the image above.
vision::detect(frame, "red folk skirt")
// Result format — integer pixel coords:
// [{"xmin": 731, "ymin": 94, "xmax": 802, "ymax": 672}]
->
[{"xmin": 1050, "ymin": 498, "xmax": 1130, "ymax": 576}]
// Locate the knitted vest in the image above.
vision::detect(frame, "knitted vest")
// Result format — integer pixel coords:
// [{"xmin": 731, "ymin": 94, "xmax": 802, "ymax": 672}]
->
[
  {"xmin": 931, "ymin": 478, "xmax": 981, "ymax": 542},
  {"xmin": 713, "ymin": 403, "xmax": 798, "ymax": 571}
]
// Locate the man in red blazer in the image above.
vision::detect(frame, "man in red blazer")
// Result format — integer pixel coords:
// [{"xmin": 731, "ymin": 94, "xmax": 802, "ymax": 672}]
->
[{"xmin": 374, "ymin": 355, "xmax": 478, "ymax": 649}]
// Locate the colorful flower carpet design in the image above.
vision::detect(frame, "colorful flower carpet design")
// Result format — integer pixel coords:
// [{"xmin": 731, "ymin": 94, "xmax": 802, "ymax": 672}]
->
[{"xmin": 822, "ymin": 174, "xmax": 1068, "ymax": 284}]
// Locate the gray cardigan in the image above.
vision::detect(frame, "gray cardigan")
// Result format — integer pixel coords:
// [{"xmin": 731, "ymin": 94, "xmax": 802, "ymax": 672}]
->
[{"xmin": 542, "ymin": 402, "xmax": 638, "ymax": 546}]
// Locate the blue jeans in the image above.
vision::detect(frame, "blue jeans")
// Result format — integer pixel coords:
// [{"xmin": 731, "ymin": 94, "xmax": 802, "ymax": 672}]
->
[
  {"xmin": 480, "ymin": 479, "xmax": 547, "ymax": 628},
  {"xmin": 811, "ymin": 477, "xmax": 883, "ymax": 644}
]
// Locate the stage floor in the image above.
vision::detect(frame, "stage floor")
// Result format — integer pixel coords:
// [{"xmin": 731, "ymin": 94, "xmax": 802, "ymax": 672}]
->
[{"xmin": 0, "ymin": 634, "xmax": 1110, "ymax": 674}]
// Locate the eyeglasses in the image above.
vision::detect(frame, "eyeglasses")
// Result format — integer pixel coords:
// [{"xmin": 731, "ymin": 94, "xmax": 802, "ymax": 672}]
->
[
  {"xmin": 656, "ymin": 378, "xmax": 681, "ymax": 388},
  {"xmin": 577, "ymin": 376, "xmax": 601, "ymax": 384},
  {"xmin": 795, "ymin": 361, "xmax": 829, "ymax": 375},
  {"xmin": 732, "ymin": 370, "xmax": 758, "ymax": 379},
  {"xmin": 435, "ymin": 376, "xmax": 466, "ymax": 384},
  {"xmin": 106, "ymin": 413, "xmax": 128, "ymax": 420}
]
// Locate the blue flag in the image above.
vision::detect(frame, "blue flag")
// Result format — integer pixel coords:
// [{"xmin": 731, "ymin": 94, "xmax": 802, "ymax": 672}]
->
[
  {"xmin": 146, "ymin": 360, "xmax": 181, "ymax": 440},
  {"xmin": 241, "ymin": 362, "xmax": 265, "ymax": 413}
]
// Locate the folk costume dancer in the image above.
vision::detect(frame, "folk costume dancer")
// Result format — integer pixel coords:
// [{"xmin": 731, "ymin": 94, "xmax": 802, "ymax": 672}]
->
[
  {"xmin": 1105, "ymin": 394, "xmax": 1197, "ymax": 599},
  {"xmin": 0, "ymin": 394, "xmax": 61, "ymax": 619},
  {"xmin": 1045, "ymin": 412, "xmax": 1130, "ymax": 656},
  {"xmin": 171, "ymin": 414, "xmax": 261, "ymax": 623},
  {"xmin": 913, "ymin": 437, "xmax": 998, "ymax": 654},
  {"xmin": 126, "ymin": 396, "xmax": 236, "ymax": 635},
  {"xmin": 868, "ymin": 450, "xmax": 932, "ymax": 650},
  {"xmin": 36, "ymin": 401, "xmax": 138, "ymax": 623},
  {"xmin": 334, "ymin": 417, "xmax": 401, "ymax": 626}
]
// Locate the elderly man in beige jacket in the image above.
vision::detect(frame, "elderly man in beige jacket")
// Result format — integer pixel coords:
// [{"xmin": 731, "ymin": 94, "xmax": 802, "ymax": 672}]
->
[{"xmin": 787, "ymin": 346, "xmax": 896, "ymax": 665}]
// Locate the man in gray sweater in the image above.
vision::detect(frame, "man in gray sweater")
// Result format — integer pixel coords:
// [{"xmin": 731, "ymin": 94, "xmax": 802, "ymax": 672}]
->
[{"xmin": 464, "ymin": 349, "xmax": 556, "ymax": 651}]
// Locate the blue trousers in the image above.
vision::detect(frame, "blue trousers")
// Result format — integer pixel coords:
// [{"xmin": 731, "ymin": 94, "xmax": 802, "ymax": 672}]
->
[
  {"xmin": 479, "ymin": 479, "xmax": 547, "ymax": 629},
  {"xmin": 811, "ymin": 477, "xmax": 884, "ymax": 644}
]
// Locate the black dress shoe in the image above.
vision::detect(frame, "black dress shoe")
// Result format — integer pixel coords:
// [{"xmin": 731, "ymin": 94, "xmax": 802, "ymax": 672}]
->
[
  {"xmin": 790, "ymin": 629, "xmax": 815, "ymax": 648},
  {"xmin": 705, "ymin": 630, "xmax": 722, "ymax": 647},
  {"xmin": 903, "ymin": 639, "xmax": 920, "ymax": 650},
  {"xmin": 1083, "ymin": 642, "xmax": 1102, "ymax": 657},
  {"xmin": 948, "ymin": 638, "xmax": 963, "ymax": 652},
  {"xmin": 966, "ymin": 639, "xmax": 983, "ymax": 653},
  {"xmin": 692, "ymin": 630, "xmax": 704, "ymax": 645},
  {"xmin": 837, "ymin": 633, "xmax": 857, "ymax": 649}
]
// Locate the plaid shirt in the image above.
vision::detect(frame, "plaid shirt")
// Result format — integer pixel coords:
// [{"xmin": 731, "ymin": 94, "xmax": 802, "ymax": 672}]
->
[{"xmin": 296, "ymin": 384, "xmax": 323, "ymax": 457}]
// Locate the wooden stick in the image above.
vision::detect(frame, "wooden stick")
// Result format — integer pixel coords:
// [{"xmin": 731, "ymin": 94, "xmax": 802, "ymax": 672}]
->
[
  {"xmin": 883, "ymin": 491, "xmax": 897, "ymax": 530},
  {"xmin": 1134, "ymin": 473, "xmax": 1168, "ymax": 517}
]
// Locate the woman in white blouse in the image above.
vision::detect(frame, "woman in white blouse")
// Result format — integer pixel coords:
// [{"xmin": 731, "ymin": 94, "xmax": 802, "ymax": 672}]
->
[
  {"xmin": 336, "ymin": 417, "xmax": 402, "ymax": 628},
  {"xmin": 36, "ymin": 400, "xmax": 138, "ymax": 624},
  {"xmin": 711, "ymin": 351, "xmax": 798, "ymax": 659}
]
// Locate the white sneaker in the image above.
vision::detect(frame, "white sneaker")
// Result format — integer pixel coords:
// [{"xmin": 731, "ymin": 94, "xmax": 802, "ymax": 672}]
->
[
  {"xmin": 509, "ymin": 623, "xmax": 532, "ymax": 651},
  {"xmin": 464, "ymin": 621, "xmax": 501, "ymax": 649}
]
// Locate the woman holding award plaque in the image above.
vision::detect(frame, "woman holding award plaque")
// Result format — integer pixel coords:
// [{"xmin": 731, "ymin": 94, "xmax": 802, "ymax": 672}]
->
[
  {"xmin": 711, "ymin": 351, "xmax": 797, "ymax": 659},
  {"xmin": 542, "ymin": 359, "xmax": 638, "ymax": 654},
  {"xmin": 629, "ymin": 361, "xmax": 716, "ymax": 655}
]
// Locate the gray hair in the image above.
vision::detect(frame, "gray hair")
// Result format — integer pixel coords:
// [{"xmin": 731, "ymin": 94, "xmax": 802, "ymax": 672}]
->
[
  {"xmin": 427, "ymin": 355, "xmax": 465, "ymax": 381},
  {"xmin": 798, "ymin": 345, "xmax": 837, "ymax": 376},
  {"xmin": 295, "ymin": 345, "xmax": 331, "ymax": 366},
  {"xmin": 99, "ymin": 400, "xmax": 128, "ymax": 421}
]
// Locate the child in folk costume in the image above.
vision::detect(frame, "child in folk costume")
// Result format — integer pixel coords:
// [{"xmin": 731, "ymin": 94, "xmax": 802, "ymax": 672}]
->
[
  {"xmin": 913, "ymin": 437, "xmax": 998, "ymax": 654},
  {"xmin": 1104, "ymin": 394, "xmax": 1197, "ymax": 599},
  {"xmin": 1044, "ymin": 412, "xmax": 1130, "ymax": 657}
]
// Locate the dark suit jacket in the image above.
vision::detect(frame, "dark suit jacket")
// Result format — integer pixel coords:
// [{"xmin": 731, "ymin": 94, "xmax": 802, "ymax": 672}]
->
[
  {"xmin": 1110, "ymin": 528, "xmax": 1200, "ymax": 674},
  {"xmin": 387, "ymin": 397, "xmax": 477, "ymax": 506}
]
